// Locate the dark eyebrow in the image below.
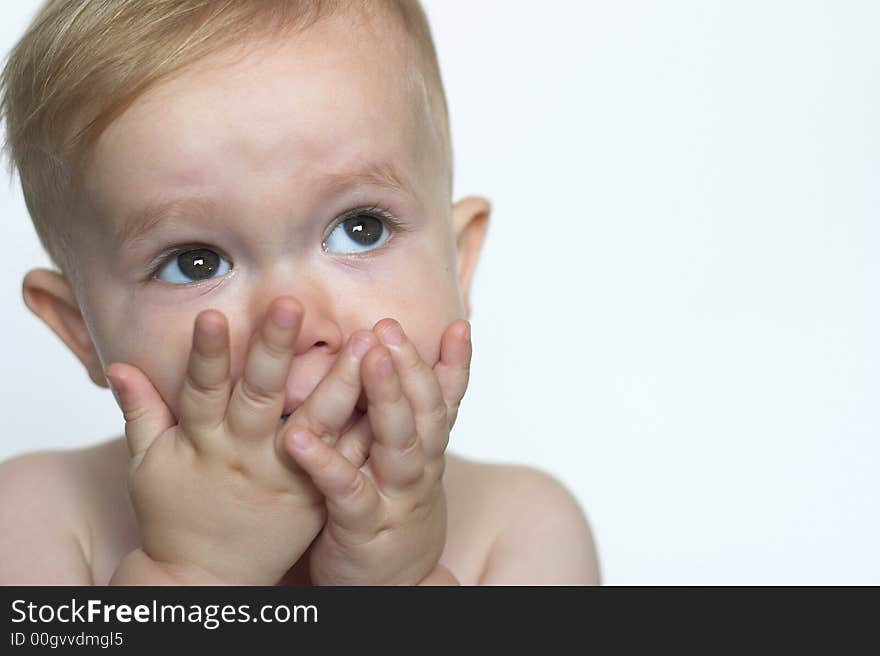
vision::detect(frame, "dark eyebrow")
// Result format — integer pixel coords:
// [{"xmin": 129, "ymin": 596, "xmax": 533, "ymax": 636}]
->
[{"xmin": 114, "ymin": 160, "xmax": 410, "ymax": 249}]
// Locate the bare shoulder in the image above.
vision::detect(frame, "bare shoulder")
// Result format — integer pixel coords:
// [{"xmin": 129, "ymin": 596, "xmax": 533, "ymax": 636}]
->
[
  {"xmin": 0, "ymin": 438, "xmax": 128, "ymax": 584},
  {"xmin": 444, "ymin": 453, "xmax": 601, "ymax": 585}
]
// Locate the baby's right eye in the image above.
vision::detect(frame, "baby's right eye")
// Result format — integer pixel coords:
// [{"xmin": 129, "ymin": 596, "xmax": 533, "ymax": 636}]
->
[{"xmin": 153, "ymin": 247, "xmax": 232, "ymax": 285}]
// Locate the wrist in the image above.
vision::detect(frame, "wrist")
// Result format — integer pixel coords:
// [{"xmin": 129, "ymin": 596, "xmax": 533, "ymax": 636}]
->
[
  {"xmin": 110, "ymin": 549, "xmax": 233, "ymax": 586},
  {"xmin": 417, "ymin": 563, "xmax": 460, "ymax": 586}
]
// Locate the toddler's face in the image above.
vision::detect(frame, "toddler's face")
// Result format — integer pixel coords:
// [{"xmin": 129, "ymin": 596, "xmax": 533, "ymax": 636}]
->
[{"xmin": 65, "ymin": 14, "xmax": 478, "ymax": 416}]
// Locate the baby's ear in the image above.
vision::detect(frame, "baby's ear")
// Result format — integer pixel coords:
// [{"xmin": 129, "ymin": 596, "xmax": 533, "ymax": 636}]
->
[
  {"xmin": 22, "ymin": 268, "xmax": 108, "ymax": 389},
  {"xmin": 451, "ymin": 196, "xmax": 491, "ymax": 318}
]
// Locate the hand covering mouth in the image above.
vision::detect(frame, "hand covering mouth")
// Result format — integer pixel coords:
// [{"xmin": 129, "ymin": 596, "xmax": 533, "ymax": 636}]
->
[
  {"xmin": 279, "ymin": 389, "xmax": 368, "ymax": 429},
  {"xmin": 279, "ymin": 407, "xmax": 365, "ymax": 434}
]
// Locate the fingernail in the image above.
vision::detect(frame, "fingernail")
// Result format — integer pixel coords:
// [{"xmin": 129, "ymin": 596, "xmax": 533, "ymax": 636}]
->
[
  {"xmin": 381, "ymin": 323, "xmax": 404, "ymax": 346},
  {"xmin": 352, "ymin": 336, "xmax": 373, "ymax": 359},
  {"xmin": 272, "ymin": 304, "xmax": 298, "ymax": 328},
  {"xmin": 199, "ymin": 317, "xmax": 223, "ymax": 337},
  {"xmin": 290, "ymin": 430, "xmax": 312, "ymax": 450},
  {"xmin": 378, "ymin": 355, "xmax": 393, "ymax": 377},
  {"xmin": 462, "ymin": 321, "xmax": 471, "ymax": 343}
]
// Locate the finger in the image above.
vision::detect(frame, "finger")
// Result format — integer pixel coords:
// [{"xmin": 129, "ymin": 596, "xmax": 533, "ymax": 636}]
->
[
  {"xmin": 284, "ymin": 426, "xmax": 380, "ymax": 533},
  {"xmin": 433, "ymin": 320, "xmax": 472, "ymax": 432},
  {"xmin": 361, "ymin": 346, "xmax": 425, "ymax": 492},
  {"xmin": 375, "ymin": 319, "xmax": 449, "ymax": 458},
  {"xmin": 105, "ymin": 362, "xmax": 176, "ymax": 462},
  {"xmin": 335, "ymin": 411, "xmax": 374, "ymax": 469},
  {"xmin": 286, "ymin": 330, "xmax": 377, "ymax": 447},
  {"xmin": 226, "ymin": 297, "xmax": 303, "ymax": 440},
  {"xmin": 177, "ymin": 310, "xmax": 231, "ymax": 441}
]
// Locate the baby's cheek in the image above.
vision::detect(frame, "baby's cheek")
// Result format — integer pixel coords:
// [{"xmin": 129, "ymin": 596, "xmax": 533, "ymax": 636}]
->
[
  {"xmin": 370, "ymin": 234, "xmax": 465, "ymax": 353},
  {"xmin": 124, "ymin": 325, "xmax": 197, "ymax": 418},
  {"xmin": 400, "ymin": 306, "xmax": 463, "ymax": 369},
  {"xmin": 399, "ymin": 313, "xmax": 453, "ymax": 368}
]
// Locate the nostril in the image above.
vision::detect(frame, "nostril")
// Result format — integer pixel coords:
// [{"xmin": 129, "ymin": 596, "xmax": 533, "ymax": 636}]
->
[{"xmin": 315, "ymin": 341, "xmax": 327, "ymax": 348}]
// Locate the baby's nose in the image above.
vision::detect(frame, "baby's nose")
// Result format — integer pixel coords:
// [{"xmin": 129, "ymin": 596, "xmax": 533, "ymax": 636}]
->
[{"xmin": 258, "ymin": 292, "xmax": 343, "ymax": 356}]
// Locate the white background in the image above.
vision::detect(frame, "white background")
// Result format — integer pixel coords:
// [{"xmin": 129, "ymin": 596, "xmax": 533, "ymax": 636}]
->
[{"xmin": 1, "ymin": 1, "xmax": 877, "ymax": 584}]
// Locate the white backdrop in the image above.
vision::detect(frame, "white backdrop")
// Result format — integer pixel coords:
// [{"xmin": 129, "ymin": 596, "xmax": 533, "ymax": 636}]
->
[{"xmin": 1, "ymin": 1, "xmax": 877, "ymax": 584}]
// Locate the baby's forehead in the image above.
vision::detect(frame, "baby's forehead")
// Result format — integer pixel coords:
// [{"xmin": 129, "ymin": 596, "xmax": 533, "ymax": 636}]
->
[
  {"xmin": 90, "ymin": 18, "xmax": 437, "ymax": 188},
  {"xmin": 81, "ymin": 13, "xmax": 450, "ymax": 239}
]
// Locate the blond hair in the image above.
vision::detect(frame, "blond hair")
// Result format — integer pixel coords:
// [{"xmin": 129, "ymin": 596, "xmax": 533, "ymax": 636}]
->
[{"xmin": 0, "ymin": 0, "xmax": 450, "ymax": 279}]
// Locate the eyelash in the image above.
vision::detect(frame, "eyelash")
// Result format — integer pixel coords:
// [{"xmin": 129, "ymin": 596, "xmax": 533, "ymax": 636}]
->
[{"xmin": 147, "ymin": 205, "xmax": 406, "ymax": 282}]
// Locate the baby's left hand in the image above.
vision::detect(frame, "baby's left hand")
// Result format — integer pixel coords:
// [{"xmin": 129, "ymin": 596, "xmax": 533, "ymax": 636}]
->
[{"xmin": 284, "ymin": 318, "xmax": 471, "ymax": 585}]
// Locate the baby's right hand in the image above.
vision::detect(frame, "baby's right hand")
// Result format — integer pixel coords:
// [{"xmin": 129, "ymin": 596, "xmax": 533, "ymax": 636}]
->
[{"xmin": 105, "ymin": 297, "xmax": 377, "ymax": 586}]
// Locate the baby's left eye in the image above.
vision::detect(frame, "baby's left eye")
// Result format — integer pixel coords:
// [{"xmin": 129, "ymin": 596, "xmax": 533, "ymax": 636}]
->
[{"xmin": 323, "ymin": 211, "xmax": 392, "ymax": 254}]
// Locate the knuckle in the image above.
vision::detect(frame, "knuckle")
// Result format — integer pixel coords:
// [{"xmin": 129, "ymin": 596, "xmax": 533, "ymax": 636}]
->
[
  {"xmin": 425, "ymin": 456, "xmax": 446, "ymax": 481},
  {"xmin": 312, "ymin": 442, "xmax": 336, "ymax": 473},
  {"xmin": 226, "ymin": 457, "xmax": 250, "ymax": 482},
  {"xmin": 184, "ymin": 372, "xmax": 227, "ymax": 402},
  {"xmin": 427, "ymin": 400, "xmax": 448, "ymax": 426},
  {"xmin": 399, "ymin": 349, "xmax": 425, "ymax": 376},
  {"xmin": 335, "ymin": 363, "xmax": 362, "ymax": 395},
  {"xmin": 396, "ymin": 431, "xmax": 423, "ymax": 463},
  {"xmin": 298, "ymin": 407, "xmax": 337, "ymax": 440},
  {"xmin": 121, "ymin": 403, "xmax": 149, "ymax": 425},
  {"xmin": 405, "ymin": 488, "xmax": 433, "ymax": 516},
  {"xmin": 371, "ymin": 523, "xmax": 394, "ymax": 543},
  {"xmin": 239, "ymin": 377, "xmax": 277, "ymax": 411},
  {"xmin": 339, "ymin": 472, "xmax": 366, "ymax": 504},
  {"xmin": 260, "ymin": 334, "xmax": 293, "ymax": 361}
]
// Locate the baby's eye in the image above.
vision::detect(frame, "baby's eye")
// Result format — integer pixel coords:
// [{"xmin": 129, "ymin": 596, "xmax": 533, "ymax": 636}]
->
[
  {"xmin": 322, "ymin": 209, "xmax": 393, "ymax": 254},
  {"xmin": 153, "ymin": 247, "xmax": 232, "ymax": 285}
]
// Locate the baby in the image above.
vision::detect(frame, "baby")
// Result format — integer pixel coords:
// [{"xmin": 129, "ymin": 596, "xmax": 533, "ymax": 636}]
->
[{"xmin": 0, "ymin": 0, "xmax": 599, "ymax": 585}]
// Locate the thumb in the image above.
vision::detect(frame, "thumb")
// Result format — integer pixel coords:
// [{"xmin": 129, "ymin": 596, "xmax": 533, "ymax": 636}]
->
[{"xmin": 105, "ymin": 363, "xmax": 176, "ymax": 460}]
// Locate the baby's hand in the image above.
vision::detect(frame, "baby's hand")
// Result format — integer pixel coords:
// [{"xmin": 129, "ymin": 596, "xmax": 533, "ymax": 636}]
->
[
  {"xmin": 106, "ymin": 298, "xmax": 375, "ymax": 586},
  {"xmin": 285, "ymin": 318, "xmax": 471, "ymax": 585}
]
